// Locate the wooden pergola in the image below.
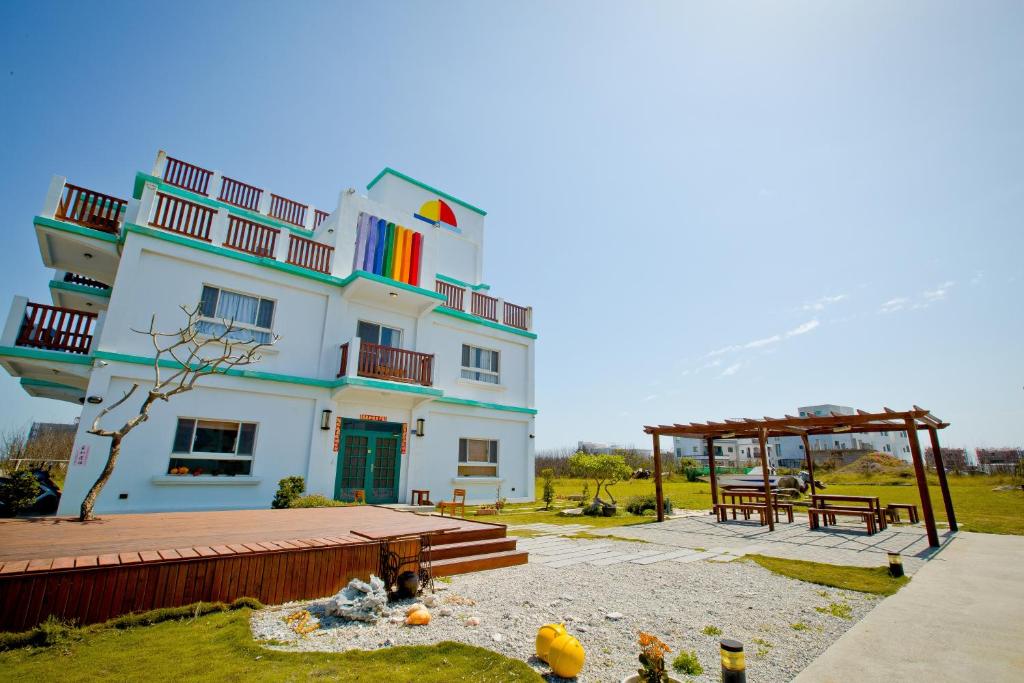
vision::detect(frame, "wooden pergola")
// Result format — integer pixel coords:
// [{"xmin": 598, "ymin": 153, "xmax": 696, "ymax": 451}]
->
[{"xmin": 644, "ymin": 406, "xmax": 957, "ymax": 547}]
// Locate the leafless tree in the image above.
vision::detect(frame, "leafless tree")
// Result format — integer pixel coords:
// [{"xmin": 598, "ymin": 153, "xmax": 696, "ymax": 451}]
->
[
  {"xmin": 925, "ymin": 447, "xmax": 969, "ymax": 474},
  {"xmin": 80, "ymin": 304, "xmax": 276, "ymax": 521}
]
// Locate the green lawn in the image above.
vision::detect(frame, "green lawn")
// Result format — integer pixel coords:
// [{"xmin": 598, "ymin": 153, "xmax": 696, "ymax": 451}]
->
[
  {"xmin": 746, "ymin": 554, "xmax": 909, "ymax": 596},
  {"xmin": 0, "ymin": 608, "xmax": 541, "ymax": 682},
  {"xmin": 475, "ymin": 474, "xmax": 1024, "ymax": 535}
]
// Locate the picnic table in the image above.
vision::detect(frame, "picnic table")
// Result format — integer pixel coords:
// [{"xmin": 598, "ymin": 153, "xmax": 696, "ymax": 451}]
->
[
  {"xmin": 718, "ymin": 490, "xmax": 794, "ymax": 523},
  {"xmin": 808, "ymin": 494, "xmax": 887, "ymax": 535}
]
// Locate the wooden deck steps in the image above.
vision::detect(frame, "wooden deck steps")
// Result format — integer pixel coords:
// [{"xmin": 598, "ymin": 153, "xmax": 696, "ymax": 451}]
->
[
  {"xmin": 431, "ymin": 549, "xmax": 530, "ymax": 577},
  {"xmin": 425, "ymin": 536, "xmax": 518, "ymax": 561}
]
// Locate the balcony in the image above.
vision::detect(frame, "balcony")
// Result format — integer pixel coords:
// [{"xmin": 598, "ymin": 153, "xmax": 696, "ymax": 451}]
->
[
  {"xmin": 15, "ymin": 302, "xmax": 97, "ymax": 355},
  {"xmin": 36, "ymin": 178, "xmax": 125, "ymax": 285},
  {"xmin": 338, "ymin": 339, "xmax": 434, "ymax": 387},
  {"xmin": 435, "ymin": 279, "xmax": 532, "ymax": 331},
  {"xmin": 50, "ymin": 271, "xmax": 111, "ymax": 313}
]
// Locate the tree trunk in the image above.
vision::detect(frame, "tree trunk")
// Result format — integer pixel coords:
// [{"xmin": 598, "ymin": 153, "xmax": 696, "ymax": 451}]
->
[{"xmin": 79, "ymin": 435, "xmax": 122, "ymax": 521}]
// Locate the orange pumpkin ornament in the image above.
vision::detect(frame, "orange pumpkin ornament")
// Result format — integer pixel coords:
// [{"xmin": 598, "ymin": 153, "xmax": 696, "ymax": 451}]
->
[{"xmin": 405, "ymin": 608, "xmax": 431, "ymax": 625}]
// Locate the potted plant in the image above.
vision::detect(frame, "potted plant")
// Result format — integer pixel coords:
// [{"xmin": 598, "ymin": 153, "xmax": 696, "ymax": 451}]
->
[{"xmin": 621, "ymin": 632, "xmax": 684, "ymax": 683}]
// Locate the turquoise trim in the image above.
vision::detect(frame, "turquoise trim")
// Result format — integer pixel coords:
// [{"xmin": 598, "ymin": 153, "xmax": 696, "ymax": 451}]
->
[
  {"xmin": 436, "ymin": 395, "xmax": 537, "ymax": 415},
  {"xmin": 334, "ymin": 375, "xmax": 443, "ymax": 397},
  {"xmin": 346, "ymin": 270, "xmax": 447, "ymax": 302},
  {"xmin": 34, "ymin": 215, "xmax": 120, "ymax": 243},
  {"xmin": 0, "ymin": 346, "xmax": 94, "ymax": 365},
  {"xmin": 132, "ymin": 172, "xmax": 315, "ymax": 237},
  {"xmin": 366, "ymin": 168, "xmax": 487, "ymax": 216},
  {"xmin": 436, "ymin": 273, "xmax": 491, "ymax": 291},
  {"xmin": 20, "ymin": 378, "xmax": 82, "ymax": 391},
  {"xmin": 49, "ymin": 280, "xmax": 112, "ymax": 299},
  {"xmin": 435, "ymin": 306, "xmax": 537, "ymax": 339}
]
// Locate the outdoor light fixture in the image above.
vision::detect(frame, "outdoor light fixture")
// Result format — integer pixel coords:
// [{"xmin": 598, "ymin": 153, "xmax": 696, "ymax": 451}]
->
[
  {"xmin": 83, "ymin": 252, "xmax": 93, "ymax": 259},
  {"xmin": 320, "ymin": 409, "xmax": 332, "ymax": 430},
  {"xmin": 887, "ymin": 552, "xmax": 905, "ymax": 578},
  {"xmin": 389, "ymin": 292, "xmax": 399, "ymax": 298},
  {"xmin": 415, "ymin": 417, "xmax": 425, "ymax": 437},
  {"xmin": 86, "ymin": 395, "xmax": 103, "ymax": 404}
]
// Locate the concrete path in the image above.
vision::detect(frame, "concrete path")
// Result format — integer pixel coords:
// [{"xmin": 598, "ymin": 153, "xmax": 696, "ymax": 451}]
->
[{"xmin": 794, "ymin": 532, "xmax": 1024, "ymax": 683}]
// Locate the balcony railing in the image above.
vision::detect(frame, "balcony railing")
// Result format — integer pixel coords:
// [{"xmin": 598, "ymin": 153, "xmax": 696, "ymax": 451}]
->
[
  {"xmin": 313, "ymin": 209, "xmax": 329, "ymax": 229},
  {"xmin": 348, "ymin": 341, "xmax": 433, "ymax": 386},
  {"xmin": 63, "ymin": 272, "xmax": 110, "ymax": 290},
  {"xmin": 286, "ymin": 234, "xmax": 333, "ymax": 273},
  {"xmin": 218, "ymin": 176, "xmax": 263, "ymax": 211},
  {"xmin": 56, "ymin": 183, "xmax": 126, "ymax": 235},
  {"xmin": 163, "ymin": 156, "xmax": 213, "ymax": 196},
  {"xmin": 150, "ymin": 193, "xmax": 215, "ymax": 241},
  {"xmin": 224, "ymin": 216, "xmax": 279, "ymax": 257},
  {"xmin": 16, "ymin": 302, "xmax": 96, "ymax": 355},
  {"xmin": 269, "ymin": 194, "xmax": 307, "ymax": 227},
  {"xmin": 435, "ymin": 280, "xmax": 532, "ymax": 331}
]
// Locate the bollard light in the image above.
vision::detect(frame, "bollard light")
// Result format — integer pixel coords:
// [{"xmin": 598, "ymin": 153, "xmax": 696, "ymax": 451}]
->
[
  {"xmin": 720, "ymin": 638, "xmax": 746, "ymax": 683},
  {"xmin": 888, "ymin": 552, "xmax": 904, "ymax": 578}
]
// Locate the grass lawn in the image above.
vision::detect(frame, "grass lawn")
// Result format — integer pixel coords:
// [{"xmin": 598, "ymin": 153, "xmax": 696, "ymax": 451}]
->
[
  {"xmin": 472, "ymin": 474, "xmax": 1024, "ymax": 535},
  {"xmin": 0, "ymin": 608, "xmax": 541, "ymax": 682},
  {"xmin": 746, "ymin": 554, "xmax": 909, "ymax": 596}
]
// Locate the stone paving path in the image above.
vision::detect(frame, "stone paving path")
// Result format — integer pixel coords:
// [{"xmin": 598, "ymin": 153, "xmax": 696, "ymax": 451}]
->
[{"xmin": 511, "ymin": 512, "xmax": 950, "ymax": 573}]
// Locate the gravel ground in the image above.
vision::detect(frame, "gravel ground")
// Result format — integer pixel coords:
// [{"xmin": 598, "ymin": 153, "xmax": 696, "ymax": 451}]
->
[{"xmin": 250, "ymin": 539, "xmax": 879, "ymax": 682}]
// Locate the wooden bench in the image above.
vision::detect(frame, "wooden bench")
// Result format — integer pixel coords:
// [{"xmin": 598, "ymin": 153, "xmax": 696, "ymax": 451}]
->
[
  {"xmin": 714, "ymin": 503, "xmax": 768, "ymax": 526},
  {"xmin": 807, "ymin": 507, "xmax": 877, "ymax": 535},
  {"xmin": 886, "ymin": 503, "xmax": 920, "ymax": 524},
  {"xmin": 773, "ymin": 502, "xmax": 795, "ymax": 524}
]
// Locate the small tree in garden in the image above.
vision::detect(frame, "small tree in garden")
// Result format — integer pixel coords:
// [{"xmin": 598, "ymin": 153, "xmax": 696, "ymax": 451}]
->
[
  {"xmin": 0, "ymin": 471, "xmax": 41, "ymax": 516},
  {"xmin": 568, "ymin": 452, "xmax": 632, "ymax": 507},
  {"xmin": 272, "ymin": 476, "xmax": 306, "ymax": 509},
  {"xmin": 80, "ymin": 304, "xmax": 275, "ymax": 521},
  {"xmin": 541, "ymin": 468, "xmax": 556, "ymax": 509}
]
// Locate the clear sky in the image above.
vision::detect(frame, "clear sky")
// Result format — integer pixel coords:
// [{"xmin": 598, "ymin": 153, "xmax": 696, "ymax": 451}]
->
[{"xmin": 0, "ymin": 1, "xmax": 1021, "ymax": 451}]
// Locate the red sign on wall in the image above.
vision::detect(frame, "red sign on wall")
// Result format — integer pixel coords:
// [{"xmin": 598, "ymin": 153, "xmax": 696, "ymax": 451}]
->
[
  {"xmin": 359, "ymin": 414, "xmax": 387, "ymax": 422},
  {"xmin": 402, "ymin": 423, "xmax": 408, "ymax": 454},
  {"xmin": 333, "ymin": 417, "xmax": 342, "ymax": 451}
]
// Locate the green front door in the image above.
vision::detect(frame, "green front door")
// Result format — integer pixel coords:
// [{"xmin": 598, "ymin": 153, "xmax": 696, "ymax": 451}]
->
[{"xmin": 335, "ymin": 429, "xmax": 401, "ymax": 503}]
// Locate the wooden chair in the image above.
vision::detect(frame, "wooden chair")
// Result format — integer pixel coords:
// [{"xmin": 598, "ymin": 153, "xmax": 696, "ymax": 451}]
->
[
  {"xmin": 438, "ymin": 489, "xmax": 466, "ymax": 518},
  {"xmin": 411, "ymin": 489, "xmax": 432, "ymax": 506}
]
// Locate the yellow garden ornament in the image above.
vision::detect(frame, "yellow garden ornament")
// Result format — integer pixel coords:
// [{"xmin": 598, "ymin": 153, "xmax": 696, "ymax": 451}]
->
[
  {"xmin": 547, "ymin": 633, "xmax": 585, "ymax": 678},
  {"xmin": 535, "ymin": 623, "xmax": 568, "ymax": 662},
  {"xmin": 405, "ymin": 608, "xmax": 431, "ymax": 625}
]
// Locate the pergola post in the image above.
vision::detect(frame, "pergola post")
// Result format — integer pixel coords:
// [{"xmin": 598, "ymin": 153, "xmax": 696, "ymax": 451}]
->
[
  {"xmin": 757, "ymin": 428, "xmax": 774, "ymax": 531},
  {"xmin": 905, "ymin": 419, "xmax": 940, "ymax": 547},
  {"xmin": 927, "ymin": 427, "xmax": 958, "ymax": 532},
  {"xmin": 652, "ymin": 432, "xmax": 665, "ymax": 522},
  {"xmin": 706, "ymin": 436, "xmax": 719, "ymax": 508},
  {"xmin": 800, "ymin": 433, "xmax": 817, "ymax": 495}
]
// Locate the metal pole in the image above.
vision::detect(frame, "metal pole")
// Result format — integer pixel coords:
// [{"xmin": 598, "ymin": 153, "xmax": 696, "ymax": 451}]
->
[{"xmin": 927, "ymin": 427, "xmax": 958, "ymax": 532}]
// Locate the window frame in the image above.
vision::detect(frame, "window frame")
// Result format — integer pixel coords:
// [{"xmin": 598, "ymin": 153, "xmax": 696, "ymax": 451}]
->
[
  {"xmin": 170, "ymin": 417, "xmax": 259, "ymax": 466},
  {"xmin": 197, "ymin": 285, "xmax": 276, "ymax": 344},
  {"xmin": 460, "ymin": 343, "xmax": 500, "ymax": 384},
  {"xmin": 457, "ymin": 437, "xmax": 499, "ymax": 477},
  {"xmin": 357, "ymin": 320, "xmax": 403, "ymax": 348}
]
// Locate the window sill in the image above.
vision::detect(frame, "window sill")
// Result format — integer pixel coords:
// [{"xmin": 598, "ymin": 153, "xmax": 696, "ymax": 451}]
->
[
  {"xmin": 151, "ymin": 475, "xmax": 262, "ymax": 486},
  {"xmin": 193, "ymin": 332, "xmax": 279, "ymax": 355},
  {"xmin": 456, "ymin": 377, "xmax": 505, "ymax": 392},
  {"xmin": 452, "ymin": 476, "xmax": 503, "ymax": 484}
]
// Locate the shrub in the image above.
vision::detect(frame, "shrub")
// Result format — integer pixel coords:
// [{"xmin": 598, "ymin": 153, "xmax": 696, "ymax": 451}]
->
[
  {"xmin": 625, "ymin": 493, "xmax": 673, "ymax": 516},
  {"xmin": 289, "ymin": 494, "xmax": 345, "ymax": 508},
  {"xmin": 0, "ymin": 471, "xmax": 41, "ymax": 516},
  {"xmin": 271, "ymin": 476, "xmax": 305, "ymax": 509},
  {"xmin": 672, "ymin": 649, "xmax": 703, "ymax": 676},
  {"xmin": 683, "ymin": 467, "xmax": 701, "ymax": 483},
  {"xmin": 541, "ymin": 468, "xmax": 555, "ymax": 510}
]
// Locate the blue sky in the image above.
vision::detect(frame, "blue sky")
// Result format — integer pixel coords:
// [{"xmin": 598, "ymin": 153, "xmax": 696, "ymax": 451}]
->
[{"xmin": 0, "ymin": 1, "xmax": 1021, "ymax": 451}]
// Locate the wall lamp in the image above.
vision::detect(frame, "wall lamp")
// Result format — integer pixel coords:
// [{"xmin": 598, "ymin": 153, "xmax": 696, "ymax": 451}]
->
[
  {"xmin": 414, "ymin": 418, "xmax": 425, "ymax": 437},
  {"xmin": 320, "ymin": 409, "xmax": 332, "ymax": 430}
]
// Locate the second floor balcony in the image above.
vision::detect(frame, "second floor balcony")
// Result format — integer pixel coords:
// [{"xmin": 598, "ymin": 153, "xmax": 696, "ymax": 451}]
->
[
  {"xmin": 434, "ymin": 280, "xmax": 532, "ymax": 332},
  {"xmin": 337, "ymin": 339, "xmax": 434, "ymax": 387}
]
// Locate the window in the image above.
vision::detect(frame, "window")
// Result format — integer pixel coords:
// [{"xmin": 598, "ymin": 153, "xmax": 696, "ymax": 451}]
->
[
  {"xmin": 461, "ymin": 344, "xmax": 499, "ymax": 384},
  {"xmin": 458, "ymin": 438, "xmax": 498, "ymax": 477},
  {"xmin": 197, "ymin": 286, "xmax": 274, "ymax": 344},
  {"xmin": 168, "ymin": 418, "xmax": 257, "ymax": 476},
  {"xmin": 357, "ymin": 321, "xmax": 402, "ymax": 347},
  {"xmin": 884, "ymin": 444, "xmax": 892, "ymax": 453}
]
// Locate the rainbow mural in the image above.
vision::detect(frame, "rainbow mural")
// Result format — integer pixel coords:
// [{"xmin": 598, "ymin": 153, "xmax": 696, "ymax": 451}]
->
[
  {"xmin": 414, "ymin": 199, "xmax": 458, "ymax": 229},
  {"xmin": 353, "ymin": 212, "xmax": 422, "ymax": 286}
]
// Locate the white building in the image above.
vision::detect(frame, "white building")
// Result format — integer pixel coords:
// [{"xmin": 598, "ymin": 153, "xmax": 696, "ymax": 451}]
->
[
  {"xmin": 673, "ymin": 404, "xmax": 914, "ymax": 468},
  {"xmin": 0, "ymin": 151, "xmax": 536, "ymax": 513}
]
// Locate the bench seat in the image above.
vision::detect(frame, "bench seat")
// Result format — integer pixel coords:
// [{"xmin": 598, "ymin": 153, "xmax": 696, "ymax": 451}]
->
[{"xmin": 807, "ymin": 507, "xmax": 877, "ymax": 535}]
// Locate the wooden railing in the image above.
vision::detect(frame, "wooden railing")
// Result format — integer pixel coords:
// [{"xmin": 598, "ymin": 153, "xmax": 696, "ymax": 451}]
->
[
  {"xmin": 150, "ymin": 193, "xmax": 215, "ymax": 241},
  {"xmin": 286, "ymin": 234, "xmax": 333, "ymax": 273},
  {"xmin": 356, "ymin": 341, "xmax": 433, "ymax": 386},
  {"xmin": 270, "ymin": 194, "xmax": 308, "ymax": 227},
  {"xmin": 313, "ymin": 209, "xmax": 329, "ymax": 229},
  {"xmin": 63, "ymin": 272, "xmax": 110, "ymax": 290},
  {"xmin": 503, "ymin": 301, "xmax": 530, "ymax": 330},
  {"xmin": 56, "ymin": 183, "xmax": 125, "ymax": 235},
  {"xmin": 223, "ymin": 216, "xmax": 279, "ymax": 257},
  {"xmin": 471, "ymin": 291, "xmax": 498, "ymax": 321},
  {"xmin": 436, "ymin": 281, "xmax": 465, "ymax": 311},
  {"xmin": 16, "ymin": 302, "xmax": 97, "ymax": 355},
  {"xmin": 163, "ymin": 156, "xmax": 213, "ymax": 196},
  {"xmin": 337, "ymin": 342, "xmax": 349, "ymax": 378},
  {"xmin": 218, "ymin": 176, "xmax": 263, "ymax": 211}
]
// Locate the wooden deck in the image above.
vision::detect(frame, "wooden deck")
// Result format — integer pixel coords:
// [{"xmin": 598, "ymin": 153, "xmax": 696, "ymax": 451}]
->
[{"xmin": 0, "ymin": 506, "xmax": 526, "ymax": 632}]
